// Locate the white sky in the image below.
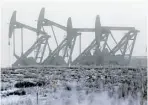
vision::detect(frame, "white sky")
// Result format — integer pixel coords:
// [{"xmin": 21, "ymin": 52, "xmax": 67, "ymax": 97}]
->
[{"xmin": 1, "ymin": 2, "xmax": 147, "ymax": 67}]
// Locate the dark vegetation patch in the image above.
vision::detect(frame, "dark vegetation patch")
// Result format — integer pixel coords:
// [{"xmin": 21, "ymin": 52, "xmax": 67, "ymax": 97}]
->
[
  {"xmin": 15, "ymin": 81, "xmax": 36, "ymax": 88},
  {"xmin": 14, "ymin": 81, "xmax": 46, "ymax": 88},
  {"xmin": 8, "ymin": 90, "xmax": 26, "ymax": 96},
  {"xmin": 2, "ymin": 89, "xmax": 26, "ymax": 97}
]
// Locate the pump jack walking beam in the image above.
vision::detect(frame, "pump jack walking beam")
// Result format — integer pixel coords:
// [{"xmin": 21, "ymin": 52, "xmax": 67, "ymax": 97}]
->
[
  {"xmin": 37, "ymin": 8, "xmax": 66, "ymax": 33},
  {"xmin": 9, "ymin": 11, "xmax": 49, "ymax": 39}
]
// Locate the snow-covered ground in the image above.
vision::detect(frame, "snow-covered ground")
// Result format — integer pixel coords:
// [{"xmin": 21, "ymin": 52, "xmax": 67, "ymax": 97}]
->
[
  {"xmin": 1, "ymin": 84, "xmax": 147, "ymax": 105},
  {"xmin": 1, "ymin": 66, "xmax": 147, "ymax": 105}
]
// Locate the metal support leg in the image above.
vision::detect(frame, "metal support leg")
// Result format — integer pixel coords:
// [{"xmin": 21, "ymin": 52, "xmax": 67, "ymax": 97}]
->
[
  {"xmin": 68, "ymin": 37, "xmax": 76, "ymax": 65},
  {"xmin": 51, "ymin": 26, "xmax": 58, "ymax": 47},
  {"xmin": 127, "ymin": 33, "xmax": 138, "ymax": 65},
  {"xmin": 21, "ymin": 28, "xmax": 23, "ymax": 55},
  {"xmin": 79, "ymin": 34, "xmax": 81, "ymax": 54}
]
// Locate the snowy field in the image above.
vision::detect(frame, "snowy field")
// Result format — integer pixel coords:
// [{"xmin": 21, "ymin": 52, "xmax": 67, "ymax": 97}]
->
[{"xmin": 1, "ymin": 66, "xmax": 147, "ymax": 105}]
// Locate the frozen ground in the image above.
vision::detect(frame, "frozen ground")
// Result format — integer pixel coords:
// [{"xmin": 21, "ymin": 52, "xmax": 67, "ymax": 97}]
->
[{"xmin": 1, "ymin": 66, "xmax": 147, "ymax": 105}]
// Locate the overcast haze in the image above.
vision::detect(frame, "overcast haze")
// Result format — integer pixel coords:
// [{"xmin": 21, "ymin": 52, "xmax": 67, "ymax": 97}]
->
[{"xmin": 1, "ymin": 2, "xmax": 147, "ymax": 67}]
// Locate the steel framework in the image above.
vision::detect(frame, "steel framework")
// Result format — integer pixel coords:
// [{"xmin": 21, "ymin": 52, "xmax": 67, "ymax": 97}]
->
[{"xmin": 8, "ymin": 8, "xmax": 139, "ymax": 67}]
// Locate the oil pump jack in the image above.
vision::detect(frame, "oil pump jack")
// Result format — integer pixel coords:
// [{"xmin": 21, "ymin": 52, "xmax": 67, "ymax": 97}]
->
[
  {"xmin": 37, "ymin": 8, "xmax": 79, "ymax": 66},
  {"xmin": 9, "ymin": 11, "xmax": 51, "ymax": 67},
  {"xmin": 72, "ymin": 16, "xmax": 139, "ymax": 66}
]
